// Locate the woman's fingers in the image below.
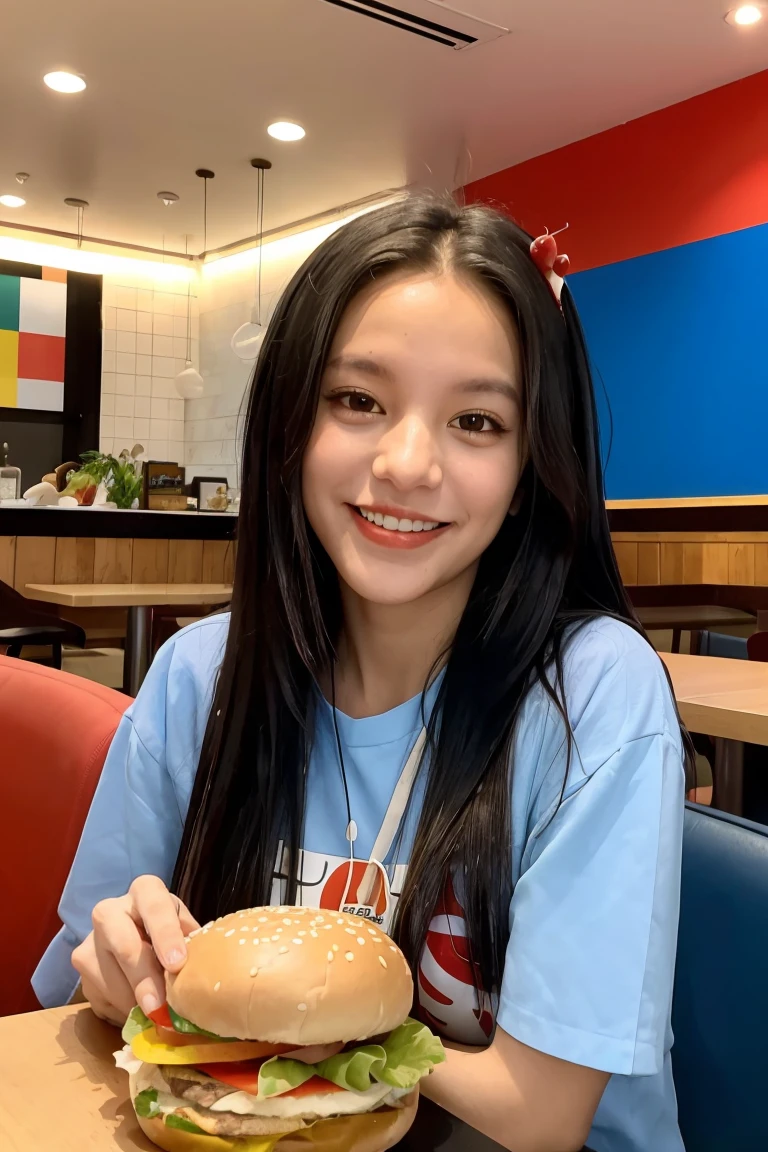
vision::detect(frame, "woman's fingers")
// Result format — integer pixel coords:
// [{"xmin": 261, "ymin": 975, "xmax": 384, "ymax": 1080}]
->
[
  {"xmin": 129, "ymin": 876, "xmax": 196, "ymax": 973},
  {"xmin": 91, "ymin": 934, "xmax": 139, "ymax": 1019},
  {"xmin": 96, "ymin": 897, "xmax": 168, "ymax": 1015},
  {"xmin": 77, "ymin": 878, "xmax": 199, "ymax": 1024},
  {"xmin": 73, "ymin": 931, "xmax": 136, "ymax": 1022}
]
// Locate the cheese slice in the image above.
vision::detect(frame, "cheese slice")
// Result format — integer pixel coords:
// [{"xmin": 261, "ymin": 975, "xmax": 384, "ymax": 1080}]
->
[{"xmin": 131, "ymin": 1027, "xmax": 278, "ymax": 1066}]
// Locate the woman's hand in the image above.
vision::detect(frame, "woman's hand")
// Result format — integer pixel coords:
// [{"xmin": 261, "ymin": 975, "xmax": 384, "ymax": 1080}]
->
[{"xmin": 71, "ymin": 875, "xmax": 200, "ymax": 1027}]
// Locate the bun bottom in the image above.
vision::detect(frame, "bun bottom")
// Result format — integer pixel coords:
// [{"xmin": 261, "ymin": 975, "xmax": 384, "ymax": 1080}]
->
[{"xmin": 135, "ymin": 1090, "xmax": 418, "ymax": 1152}]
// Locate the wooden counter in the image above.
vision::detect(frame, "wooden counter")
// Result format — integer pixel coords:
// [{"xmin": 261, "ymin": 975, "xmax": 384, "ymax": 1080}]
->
[{"xmin": 0, "ymin": 509, "xmax": 237, "ymax": 593}]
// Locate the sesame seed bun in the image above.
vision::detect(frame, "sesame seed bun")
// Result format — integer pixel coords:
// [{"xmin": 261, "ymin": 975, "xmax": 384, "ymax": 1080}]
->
[{"xmin": 166, "ymin": 907, "xmax": 414, "ymax": 1044}]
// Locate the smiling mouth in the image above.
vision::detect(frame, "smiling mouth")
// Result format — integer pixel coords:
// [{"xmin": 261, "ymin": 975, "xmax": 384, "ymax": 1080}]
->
[{"xmin": 354, "ymin": 505, "xmax": 449, "ymax": 534}]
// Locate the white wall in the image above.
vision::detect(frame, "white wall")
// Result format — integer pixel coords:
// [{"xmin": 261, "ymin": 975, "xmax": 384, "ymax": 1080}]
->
[
  {"xmin": 186, "ymin": 209, "xmax": 387, "ymax": 488},
  {"xmin": 100, "ymin": 273, "xmax": 199, "ymax": 465}
]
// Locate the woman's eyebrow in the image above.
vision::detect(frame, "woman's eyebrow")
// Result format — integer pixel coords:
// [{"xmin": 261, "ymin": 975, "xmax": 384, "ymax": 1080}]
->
[
  {"xmin": 454, "ymin": 378, "xmax": 519, "ymax": 403},
  {"xmin": 325, "ymin": 354, "xmax": 392, "ymax": 380}
]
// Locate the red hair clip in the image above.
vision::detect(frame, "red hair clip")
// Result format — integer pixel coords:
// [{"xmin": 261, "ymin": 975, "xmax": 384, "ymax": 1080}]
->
[{"xmin": 530, "ymin": 224, "xmax": 570, "ymax": 309}]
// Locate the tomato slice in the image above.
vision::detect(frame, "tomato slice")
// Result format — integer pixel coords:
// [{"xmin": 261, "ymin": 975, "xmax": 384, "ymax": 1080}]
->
[
  {"xmin": 196, "ymin": 1061, "xmax": 343, "ymax": 1098},
  {"xmin": 284, "ymin": 1075, "xmax": 345, "ymax": 1098},
  {"xmin": 148, "ymin": 1004, "xmax": 176, "ymax": 1031}
]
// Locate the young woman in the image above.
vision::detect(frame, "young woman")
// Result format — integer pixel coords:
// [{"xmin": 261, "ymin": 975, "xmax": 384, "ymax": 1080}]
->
[{"xmin": 34, "ymin": 196, "xmax": 688, "ymax": 1152}]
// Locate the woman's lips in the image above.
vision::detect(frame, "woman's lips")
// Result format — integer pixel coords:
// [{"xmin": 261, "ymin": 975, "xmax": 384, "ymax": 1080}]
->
[{"xmin": 348, "ymin": 505, "xmax": 450, "ymax": 550}]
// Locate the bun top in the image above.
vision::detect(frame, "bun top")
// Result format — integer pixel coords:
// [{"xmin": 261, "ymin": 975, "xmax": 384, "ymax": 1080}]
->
[{"xmin": 166, "ymin": 907, "xmax": 414, "ymax": 1045}]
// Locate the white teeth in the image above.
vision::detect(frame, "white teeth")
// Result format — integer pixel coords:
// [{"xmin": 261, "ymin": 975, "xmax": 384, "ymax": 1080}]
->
[{"xmin": 358, "ymin": 508, "xmax": 442, "ymax": 533}]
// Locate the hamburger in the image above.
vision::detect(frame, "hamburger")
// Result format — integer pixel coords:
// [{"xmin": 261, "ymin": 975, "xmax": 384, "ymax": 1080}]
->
[{"xmin": 116, "ymin": 906, "xmax": 445, "ymax": 1152}]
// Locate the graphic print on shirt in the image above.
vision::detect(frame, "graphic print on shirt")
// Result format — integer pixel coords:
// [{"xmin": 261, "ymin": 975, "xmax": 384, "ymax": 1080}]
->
[{"xmin": 271, "ymin": 847, "xmax": 495, "ymax": 1047}]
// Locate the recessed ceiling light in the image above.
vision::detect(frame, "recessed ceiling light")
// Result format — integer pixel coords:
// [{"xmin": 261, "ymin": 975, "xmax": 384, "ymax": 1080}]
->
[
  {"xmin": 0, "ymin": 194, "xmax": 25, "ymax": 209},
  {"xmin": 725, "ymin": 5, "xmax": 764, "ymax": 25},
  {"xmin": 44, "ymin": 71, "xmax": 86, "ymax": 93},
  {"xmin": 267, "ymin": 121, "xmax": 306, "ymax": 142}
]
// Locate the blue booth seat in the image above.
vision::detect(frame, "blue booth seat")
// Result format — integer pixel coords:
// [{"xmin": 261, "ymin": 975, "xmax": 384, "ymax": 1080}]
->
[{"xmin": 672, "ymin": 804, "xmax": 768, "ymax": 1151}]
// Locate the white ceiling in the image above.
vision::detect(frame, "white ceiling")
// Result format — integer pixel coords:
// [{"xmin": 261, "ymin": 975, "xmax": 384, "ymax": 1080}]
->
[{"xmin": 1, "ymin": 0, "xmax": 767, "ymax": 254}]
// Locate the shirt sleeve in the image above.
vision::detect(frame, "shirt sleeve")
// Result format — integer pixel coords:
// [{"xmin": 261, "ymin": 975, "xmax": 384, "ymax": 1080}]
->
[
  {"xmin": 31, "ymin": 637, "xmax": 189, "ymax": 1008},
  {"xmin": 497, "ymin": 623, "xmax": 685, "ymax": 1077}
]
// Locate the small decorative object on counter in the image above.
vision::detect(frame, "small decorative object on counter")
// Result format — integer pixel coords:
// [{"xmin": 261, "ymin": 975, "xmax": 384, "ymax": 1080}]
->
[
  {"xmin": 0, "ymin": 442, "xmax": 22, "ymax": 501},
  {"xmin": 191, "ymin": 475, "xmax": 231, "ymax": 512},
  {"xmin": 142, "ymin": 458, "xmax": 186, "ymax": 511}
]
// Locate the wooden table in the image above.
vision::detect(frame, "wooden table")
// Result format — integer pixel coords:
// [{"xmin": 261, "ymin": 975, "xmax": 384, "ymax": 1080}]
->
[
  {"xmin": 662, "ymin": 652, "xmax": 768, "ymax": 814},
  {"xmin": 0, "ymin": 1005, "xmax": 499, "ymax": 1152},
  {"xmin": 24, "ymin": 583, "xmax": 232, "ymax": 695},
  {"xmin": 636, "ymin": 605, "xmax": 755, "ymax": 653}
]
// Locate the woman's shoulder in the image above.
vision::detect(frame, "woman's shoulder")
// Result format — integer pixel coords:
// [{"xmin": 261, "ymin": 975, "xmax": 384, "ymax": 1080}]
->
[
  {"xmin": 515, "ymin": 616, "xmax": 682, "ymax": 798},
  {"xmin": 163, "ymin": 610, "xmax": 231, "ymax": 677},
  {"xmin": 124, "ymin": 612, "xmax": 230, "ymax": 765},
  {"xmin": 560, "ymin": 615, "xmax": 676, "ymax": 724}
]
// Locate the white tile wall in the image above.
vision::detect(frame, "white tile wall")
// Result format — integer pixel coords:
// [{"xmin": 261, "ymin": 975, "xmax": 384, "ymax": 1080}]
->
[
  {"xmin": 187, "ymin": 229, "xmax": 336, "ymax": 488},
  {"xmin": 99, "ymin": 273, "xmax": 198, "ymax": 466}
]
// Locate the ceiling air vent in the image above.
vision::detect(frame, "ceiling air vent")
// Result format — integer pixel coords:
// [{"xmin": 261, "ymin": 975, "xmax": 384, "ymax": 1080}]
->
[{"xmin": 318, "ymin": 0, "xmax": 510, "ymax": 50}]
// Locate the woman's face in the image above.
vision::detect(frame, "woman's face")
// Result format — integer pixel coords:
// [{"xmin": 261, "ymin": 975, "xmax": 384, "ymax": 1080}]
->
[{"xmin": 302, "ymin": 270, "xmax": 525, "ymax": 607}]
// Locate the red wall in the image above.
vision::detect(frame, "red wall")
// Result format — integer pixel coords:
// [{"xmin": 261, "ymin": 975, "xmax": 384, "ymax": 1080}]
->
[{"xmin": 463, "ymin": 68, "xmax": 768, "ymax": 273}]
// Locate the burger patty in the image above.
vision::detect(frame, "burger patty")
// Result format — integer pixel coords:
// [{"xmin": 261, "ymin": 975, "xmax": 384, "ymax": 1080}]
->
[
  {"xmin": 175, "ymin": 1104, "xmax": 307, "ymax": 1137},
  {"xmin": 161, "ymin": 1066, "xmax": 235, "ymax": 1109}
]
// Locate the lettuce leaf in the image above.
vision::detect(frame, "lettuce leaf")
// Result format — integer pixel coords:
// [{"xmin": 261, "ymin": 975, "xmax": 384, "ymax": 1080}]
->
[
  {"xmin": 168, "ymin": 1004, "xmax": 231, "ymax": 1040},
  {"xmin": 123, "ymin": 1006, "xmax": 152, "ymax": 1045},
  {"xmin": 376, "ymin": 1018, "xmax": 446, "ymax": 1088},
  {"xmin": 314, "ymin": 1046, "xmax": 387, "ymax": 1093},
  {"xmin": 258, "ymin": 1057, "xmax": 317, "ymax": 1098},
  {"xmin": 261, "ymin": 1019, "xmax": 445, "ymax": 1097},
  {"xmin": 165, "ymin": 1114, "xmax": 207, "ymax": 1135},
  {"xmin": 134, "ymin": 1088, "xmax": 161, "ymax": 1118}
]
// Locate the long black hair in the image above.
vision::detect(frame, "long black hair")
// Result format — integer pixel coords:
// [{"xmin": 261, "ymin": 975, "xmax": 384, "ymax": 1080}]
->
[{"xmin": 173, "ymin": 195, "xmax": 691, "ymax": 997}]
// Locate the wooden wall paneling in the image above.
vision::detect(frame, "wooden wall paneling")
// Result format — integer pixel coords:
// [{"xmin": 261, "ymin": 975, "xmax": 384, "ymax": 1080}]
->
[
  {"xmin": 682, "ymin": 543, "xmax": 704, "ymax": 584},
  {"xmin": 131, "ymin": 539, "xmax": 169, "ymax": 583},
  {"xmin": 755, "ymin": 544, "xmax": 768, "ymax": 588},
  {"xmin": 729, "ymin": 543, "xmax": 756, "ymax": 586},
  {"xmin": 701, "ymin": 543, "xmax": 730, "ymax": 585},
  {"xmin": 54, "ymin": 538, "xmax": 96, "ymax": 584},
  {"xmin": 223, "ymin": 541, "xmax": 236, "ymax": 583},
  {"xmin": 169, "ymin": 540, "xmax": 204, "ymax": 584},
  {"xmin": 613, "ymin": 542, "xmax": 638, "ymax": 585},
  {"xmin": 0, "ymin": 536, "xmax": 16, "ymax": 587},
  {"xmin": 14, "ymin": 536, "xmax": 56, "ymax": 592},
  {"xmin": 637, "ymin": 542, "xmax": 660, "ymax": 585},
  {"xmin": 660, "ymin": 543, "xmax": 685, "ymax": 585},
  {"xmin": 201, "ymin": 541, "xmax": 229, "ymax": 584},
  {"xmin": 93, "ymin": 538, "xmax": 133, "ymax": 584}
]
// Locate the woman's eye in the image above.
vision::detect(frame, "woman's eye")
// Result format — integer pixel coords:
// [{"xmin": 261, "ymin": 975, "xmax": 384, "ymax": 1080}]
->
[
  {"xmin": 338, "ymin": 392, "xmax": 382, "ymax": 414},
  {"xmin": 451, "ymin": 413, "xmax": 500, "ymax": 434}
]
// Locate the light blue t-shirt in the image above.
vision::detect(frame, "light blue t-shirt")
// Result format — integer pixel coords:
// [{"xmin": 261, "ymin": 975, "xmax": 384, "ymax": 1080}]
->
[{"xmin": 33, "ymin": 613, "xmax": 685, "ymax": 1152}]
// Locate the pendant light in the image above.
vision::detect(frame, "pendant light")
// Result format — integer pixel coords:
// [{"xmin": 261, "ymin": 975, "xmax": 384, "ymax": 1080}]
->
[
  {"xmin": 231, "ymin": 158, "xmax": 272, "ymax": 361},
  {"xmin": 174, "ymin": 169, "xmax": 213, "ymax": 400},
  {"xmin": 64, "ymin": 197, "xmax": 88, "ymax": 248}
]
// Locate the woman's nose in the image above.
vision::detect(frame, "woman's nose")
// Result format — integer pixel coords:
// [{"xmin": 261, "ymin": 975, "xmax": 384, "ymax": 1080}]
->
[{"xmin": 371, "ymin": 416, "xmax": 442, "ymax": 491}]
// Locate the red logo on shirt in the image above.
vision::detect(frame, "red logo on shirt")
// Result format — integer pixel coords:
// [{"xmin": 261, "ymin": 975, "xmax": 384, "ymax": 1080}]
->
[
  {"xmin": 319, "ymin": 860, "xmax": 389, "ymax": 920},
  {"xmin": 417, "ymin": 876, "xmax": 494, "ymax": 1044}
]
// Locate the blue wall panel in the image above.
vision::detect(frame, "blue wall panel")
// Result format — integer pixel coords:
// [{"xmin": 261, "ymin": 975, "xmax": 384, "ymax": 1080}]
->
[{"xmin": 569, "ymin": 223, "xmax": 768, "ymax": 499}]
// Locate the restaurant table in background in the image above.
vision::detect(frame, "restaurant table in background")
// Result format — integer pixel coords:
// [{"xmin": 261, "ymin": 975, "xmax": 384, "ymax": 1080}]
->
[
  {"xmin": 0, "ymin": 1005, "xmax": 505, "ymax": 1152},
  {"xmin": 661, "ymin": 652, "xmax": 768, "ymax": 815},
  {"xmin": 24, "ymin": 583, "xmax": 232, "ymax": 695}
]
